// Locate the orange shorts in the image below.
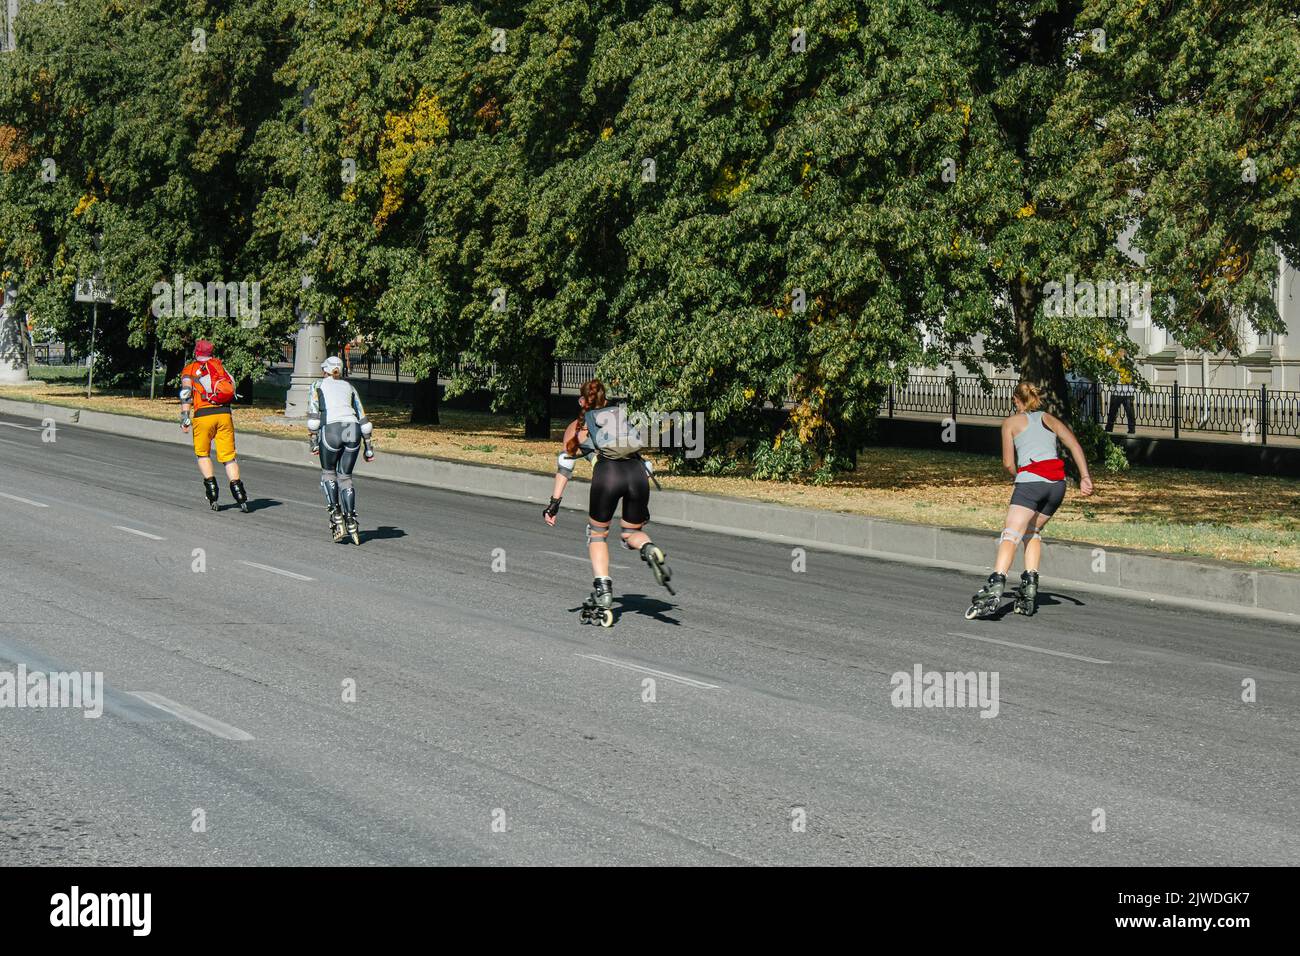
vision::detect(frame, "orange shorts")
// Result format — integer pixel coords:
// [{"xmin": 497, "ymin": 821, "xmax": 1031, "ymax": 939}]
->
[{"xmin": 192, "ymin": 412, "xmax": 237, "ymax": 463}]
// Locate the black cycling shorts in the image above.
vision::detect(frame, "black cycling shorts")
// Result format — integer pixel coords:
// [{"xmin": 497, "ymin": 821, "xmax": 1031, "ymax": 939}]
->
[
  {"xmin": 588, "ymin": 457, "xmax": 650, "ymax": 525},
  {"xmin": 1009, "ymin": 479, "xmax": 1066, "ymax": 517}
]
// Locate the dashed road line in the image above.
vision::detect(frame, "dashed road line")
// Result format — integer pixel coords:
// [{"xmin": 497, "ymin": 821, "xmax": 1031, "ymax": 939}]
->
[
  {"xmin": 127, "ymin": 692, "xmax": 254, "ymax": 741},
  {"xmin": 240, "ymin": 560, "xmax": 314, "ymax": 582},
  {"xmin": 0, "ymin": 491, "xmax": 48, "ymax": 508},
  {"xmin": 950, "ymin": 632, "xmax": 1111, "ymax": 665},
  {"xmin": 114, "ymin": 525, "xmax": 165, "ymax": 541},
  {"xmin": 577, "ymin": 653, "xmax": 720, "ymax": 689}
]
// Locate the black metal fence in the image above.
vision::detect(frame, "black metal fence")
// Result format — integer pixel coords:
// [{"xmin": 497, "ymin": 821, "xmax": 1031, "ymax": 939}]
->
[
  {"xmin": 883, "ymin": 374, "xmax": 1300, "ymax": 443},
  {"xmin": 32, "ymin": 341, "xmax": 89, "ymax": 367}
]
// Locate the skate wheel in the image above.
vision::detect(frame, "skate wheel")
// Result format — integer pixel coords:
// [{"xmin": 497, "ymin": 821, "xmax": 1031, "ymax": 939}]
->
[
  {"xmin": 599, "ymin": 610, "xmax": 614, "ymax": 628},
  {"xmin": 964, "ymin": 606, "xmax": 979, "ymax": 620},
  {"xmin": 350, "ymin": 531, "xmax": 361, "ymax": 545}
]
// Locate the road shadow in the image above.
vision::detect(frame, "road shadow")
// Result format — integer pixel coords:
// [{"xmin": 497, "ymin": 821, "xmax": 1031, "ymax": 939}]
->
[
  {"xmin": 1036, "ymin": 590, "xmax": 1086, "ymax": 609},
  {"xmin": 566, "ymin": 592, "xmax": 681, "ymax": 627},
  {"xmin": 240, "ymin": 498, "xmax": 281, "ymax": 514},
  {"xmin": 614, "ymin": 592, "xmax": 681, "ymax": 626},
  {"xmin": 966, "ymin": 590, "xmax": 1086, "ymax": 621},
  {"xmin": 360, "ymin": 525, "xmax": 407, "ymax": 543}
]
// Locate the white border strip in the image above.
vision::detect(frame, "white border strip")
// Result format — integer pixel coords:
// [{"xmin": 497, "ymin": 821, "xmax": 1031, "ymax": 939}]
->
[
  {"xmin": 578, "ymin": 653, "xmax": 720, "ymax": 689},
  {"xmin": 127, "ymin": 692, "xmax": 255, "ymax": 740}
]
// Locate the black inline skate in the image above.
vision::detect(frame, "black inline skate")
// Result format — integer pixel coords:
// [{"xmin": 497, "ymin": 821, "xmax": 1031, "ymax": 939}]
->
[
  {"xmin": 340, "ymin": 486, "xmax": 360, "ymax": 544},
  {"xmin": 640, "ymin": 543, "xmax": 675, "ymax": 595},
  {"xmin": 1013, "ymin": 570, "xmax": 1039, "ymax": 616},
  {"xmin": 229, "ymin": 479, "xmax": 249, "ymax": 513},
  {"xmin": 203, "ymin": 476, "xmax": 220, "ymax": 511},
  {"xmin": 580, "ymin": 577, "xmax": 615, "ymax": 628},
  {"xmin": 964, "ymin": 572, "xmax": 1007, "ymax": 620},
  {"xmin": 328, "ymin": 505, "xmax": 347, "ymax": 543}
]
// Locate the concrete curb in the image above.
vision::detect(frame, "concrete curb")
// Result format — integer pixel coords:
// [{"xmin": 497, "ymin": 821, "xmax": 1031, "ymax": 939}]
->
[{"xmin": 5, "ymin": 395, "xmax": 1298, "ymax": 624}]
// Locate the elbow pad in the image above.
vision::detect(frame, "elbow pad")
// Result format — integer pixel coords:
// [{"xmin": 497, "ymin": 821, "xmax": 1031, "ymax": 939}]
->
[
  {"xmin": 556, "ymin": 452, "xmax": 577, "ymax": 477},
  {"xmin": 360, "ymin": 419, "xmax": 373, "ymax": 438},
  {"xmin": 178, "ymin": 386, "xmax": 193, "ymax": 403},
  {"xmin": 306, "ymin": 417, "xmax": 321, "ymax": 432}
]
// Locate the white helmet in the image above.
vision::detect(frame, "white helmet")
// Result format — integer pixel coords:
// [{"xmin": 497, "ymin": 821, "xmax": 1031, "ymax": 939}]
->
[{"xmin": 321, "ymin": 356, "xmax": 344, "ymax": 375}]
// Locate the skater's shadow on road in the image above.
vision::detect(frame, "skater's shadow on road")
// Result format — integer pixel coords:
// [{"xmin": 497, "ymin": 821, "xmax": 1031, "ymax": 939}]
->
[
  {"xmin": 360, "ymin": 525, "xmax": 406, "ymax": 544},
  {"xmin": 1036, "ymin": 591, "xmax": 1085, "ymax": 609},
  {"xmin": 616, "ymin": 593, "xmax": 681, "ymax": 626},
  {"xmin": 240, "ymin": 498, "xmax": 282, "ymax": 514}
]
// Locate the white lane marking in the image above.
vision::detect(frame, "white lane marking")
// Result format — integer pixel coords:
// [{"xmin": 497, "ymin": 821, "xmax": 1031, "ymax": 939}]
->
[
  {"xmin": 541, "ymin": 550, "xmax": 630, "ymax": 571},
  {"xmin": 114, "ymin": 525, "xmax": 165, "ymax": 541},
  {"xmin": 577, "ymin": 653, "xmax": 720, "ymax": 689},
  {"xmin": 0, "ymin": 491, "xmax": 48, "ymax": 508},
  {"xmin": 950, "ymin": 632, "xmax": 1111, "ymax": 665},
  {"xmin": 240, "ymin": 560, "xmax": 314, "ymax": 582},
  {"xmin": 0, "ymin": 422, "xmax": 41, "ymax": 431},
  {"xmin": 127, "ymin": 692, "xmax": 255, "ymax": 741}
]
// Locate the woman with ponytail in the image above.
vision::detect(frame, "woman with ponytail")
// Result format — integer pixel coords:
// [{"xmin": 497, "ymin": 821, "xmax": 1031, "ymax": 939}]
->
[
  {"xmin": 966, "ymin": 381, "xmax": 1093, "ymax": 619},
  {"xmin": 543, "ymin": 379, "xmax": 673, "ymax": 626}
]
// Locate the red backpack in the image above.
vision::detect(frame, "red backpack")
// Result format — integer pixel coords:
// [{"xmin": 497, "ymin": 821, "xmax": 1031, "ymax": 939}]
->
[{"xmin": 198, "ymin": 359, "xmax": 236, "ymax": 405}]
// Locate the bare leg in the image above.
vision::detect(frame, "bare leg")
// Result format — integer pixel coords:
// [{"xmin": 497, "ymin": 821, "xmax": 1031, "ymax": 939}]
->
[
  {"xmin": 994, "ymin": 505, "xmax": 1037, "ymax": 574},
  {"xmin": 197, "ymin": 456, "xmax": 214, "ymax": 479},
  {"xmin": 620, "ymin": 521, "xmax": 651, "ymax": 552},
  {"xmin": 224, "ymin": 459, "xmax": 241, "ymax": 481},
  {"xmin": 1023, "ymin": 513, "xmax": 1050, "ymax": 571},
  {"xmin": 588, "ymin": 519, "xmax": 611, "ymax": 577}
]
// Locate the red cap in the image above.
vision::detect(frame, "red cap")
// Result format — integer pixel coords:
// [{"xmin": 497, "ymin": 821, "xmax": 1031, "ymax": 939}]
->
[{"xmin": 194, "ymin": 340, "xmax": 214, "ymax": 359}]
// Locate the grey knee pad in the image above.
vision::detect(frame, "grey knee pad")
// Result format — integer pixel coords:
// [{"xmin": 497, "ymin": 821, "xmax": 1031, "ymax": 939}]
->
[{"xmin": 337, "ymin": 473, "xmax": 354, "ymax": 492}]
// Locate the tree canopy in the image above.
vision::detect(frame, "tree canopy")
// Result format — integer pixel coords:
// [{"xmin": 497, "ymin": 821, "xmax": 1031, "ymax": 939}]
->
[{"xmin": 3, "ymin": 0, "xmax": 1297, "ymax": 472}]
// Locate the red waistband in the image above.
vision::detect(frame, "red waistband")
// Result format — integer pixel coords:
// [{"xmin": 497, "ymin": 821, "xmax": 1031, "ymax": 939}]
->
[{"xmin": 1018, "ymin": 458, "xmax": 1065, "ymax": 481}]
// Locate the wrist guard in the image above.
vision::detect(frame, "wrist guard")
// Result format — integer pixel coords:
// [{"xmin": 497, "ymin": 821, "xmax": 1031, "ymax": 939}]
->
[
  {"xmin": 363, "ymin": 438, "xmax": 375, "ymax": 462},
  {"xmin": 308, "ymin": 432, "xmax": 320, "ymax": 454},
  {"xmin": 543, "ymin": 496, "xmax": 562, "ymax": 519},
  {"xmin": 180, "ymin": 412, "xmax": 191, "ymax": 429}
]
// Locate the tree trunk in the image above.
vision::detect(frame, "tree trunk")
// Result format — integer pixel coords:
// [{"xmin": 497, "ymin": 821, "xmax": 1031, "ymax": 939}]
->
[
  {"xmin": 1013, "ymin": 279, "xmax": 1069, "ymax": 417},
  {"xmin": 522, "ymin": 342, "xmax": 555, "ymax": 439},
  {"xmin": 164, "ymin": 350, "xmax": 186, "ymax": 393},
  {"xmin": 411, "ymin": 372, "xmax": 440, "ymax": 424}
]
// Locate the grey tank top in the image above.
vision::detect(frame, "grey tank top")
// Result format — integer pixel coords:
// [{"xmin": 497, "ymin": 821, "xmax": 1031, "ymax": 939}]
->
[{"xmin": 1014, "ymin": 411, "xmax": 1060, "ymax": 483}]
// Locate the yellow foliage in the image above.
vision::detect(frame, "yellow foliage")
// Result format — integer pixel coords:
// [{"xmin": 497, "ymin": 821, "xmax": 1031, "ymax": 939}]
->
[
  {"xmin": 709, "ymin": 164, "xmax": 751, "ymax": 202},
  {"xmin": 72, "ymin": 194, "xmax": 98, "ymax": 217},
  {"xmin": 1017, "ymin": 202, "xmax": 1036, "ymax": 218},
  {"xmin": 375, "ymin": 90, "xmax": 450, "ymax": 231},
  {"xmin": 600, "ymin": 126, "xmax": 613, "ymax": 140}
]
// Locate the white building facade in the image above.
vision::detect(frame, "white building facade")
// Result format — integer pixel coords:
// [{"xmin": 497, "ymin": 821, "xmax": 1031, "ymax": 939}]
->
[{"xmin": 922, "ymin": 259, "xmax": 1300, "ymax": 394}]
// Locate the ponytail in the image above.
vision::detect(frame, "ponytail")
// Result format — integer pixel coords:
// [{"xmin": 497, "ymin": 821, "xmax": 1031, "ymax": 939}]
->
[
  {"xmin": 565, "ymin": 379, "xmax": 607, "ymax": 456},
  {"xmin": 1014, "ymin": 381, "xmax": 1044, "ymax": 411}
]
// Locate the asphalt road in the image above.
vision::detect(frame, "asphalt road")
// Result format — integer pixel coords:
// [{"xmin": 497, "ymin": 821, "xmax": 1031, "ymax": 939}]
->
[{"xmin": 1, "ymin": 409, "xmax": 1297, "ymax": 865}]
